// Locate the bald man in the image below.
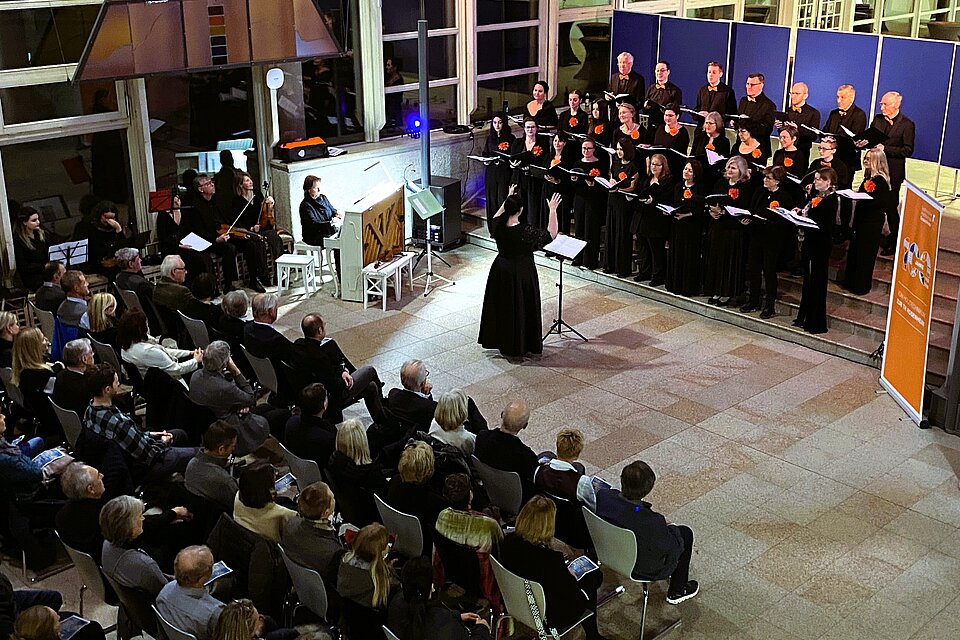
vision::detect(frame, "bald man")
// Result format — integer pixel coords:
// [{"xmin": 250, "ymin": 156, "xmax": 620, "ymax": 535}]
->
[
  {"xmin": 778, "ymin": 82, "xmax": 820, "ymax": 155},
  {"xmin": 156, "ymin": 546, "xmax": 224, "ymax": 640},
  {"xmin": 865, "ymin": 91, "xmax": 915, "ymax": 254},
  {"xmin": 474, "ymin": 399, "xmax": 540, "ymax": 503}
]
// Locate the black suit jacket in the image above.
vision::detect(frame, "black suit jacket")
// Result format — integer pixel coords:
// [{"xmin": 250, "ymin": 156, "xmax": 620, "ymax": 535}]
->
[
  {"xmin": 607, "ymin": 71, "xmax": 645, "ymax": 104},
  {"xmin": 738, "ymin": 93, "xmax": 777, "ymax": 153},
  {"xmin": 595, "ymin": 488, "xmax": 684, "ymax": 581},
  {"xmin": 243, "ymin": 321, "xmax": 294, "ymax": 364},
  {"xmin": 51, "ymin": 369, "xmax": 93, "ymax": 417},
  {"xmin": 218, "ymin": 316, "xmax": 248, "ymax": 344},
  {"xmin": 695, "ymin": 83, "xmax": 737, "ymax": 119},
  {"xmin": 56, "ymin": 498, "xmax": 106, "ymax": 563},
  {"xmin": 870, "ymin": 112, "xmax": 915, "ymax": 186},
  {"xmin": 386, "ymin": 388, "xmax": 488, "ymax": 434},
  {"xmin": 290, "ymin": 337, "xmax": 353, "ymax": 412},
  {"xmin": 823, "ymin": 104, "xmax": 867, "ymax": 172},
  {"xmin": 475, "ymin": 428, "xmax": 538, "ymax": 502},
  {"xmin": 34, "ymin": 283, "xmax": 66, "ymax": 313},
  {"xmin": 284, "ymin": 413, "xmax": 337, "ymax": 470}
]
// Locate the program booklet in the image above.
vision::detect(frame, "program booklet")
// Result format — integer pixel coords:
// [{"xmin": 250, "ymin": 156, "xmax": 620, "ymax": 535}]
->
[
  {"xmin": 566, "ymin": 555, "xmax": 601, "ymax": 581},
  {"xmin": 205, "ymin": 560, "xmax": 233, "ymax": 586}
]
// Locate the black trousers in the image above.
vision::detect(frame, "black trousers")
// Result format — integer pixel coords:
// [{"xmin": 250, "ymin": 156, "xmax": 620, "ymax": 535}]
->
[
  {"xmin": 885, "ymin": 180, "xmax": 903, "ymax": 248},
  {"xmin": 747, "ymin": 233, "xmax": 780, "ymax": 310},
  {"xmin": 668, "ymin": 525, "xmax": 694, "ymax": 594}
]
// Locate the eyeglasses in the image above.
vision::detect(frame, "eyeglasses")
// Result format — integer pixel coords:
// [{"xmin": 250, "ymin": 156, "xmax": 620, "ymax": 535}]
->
[{"xmin": 746, "ymin": 81, "xmax": 762, "ymax": 87}]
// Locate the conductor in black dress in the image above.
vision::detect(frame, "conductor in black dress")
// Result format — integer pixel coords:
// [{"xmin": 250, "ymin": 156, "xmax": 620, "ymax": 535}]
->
[
  {"xmin": 823, "ymin": 84, "xmax": 867, "ymax": 174},
  {"xmin": 644, "ymin": 61, "xmax": 682, "ymax": 138},
  {"xmin": 478, "ymin": 189, "xmax": 561, "ymax": 358},
  {"xmin": 738, "ymin": 73, "xmax": 776, "ymax": 156},
  {"xmin": 608, "ymin": 52, "xmax": 646, "ymax": 107}
]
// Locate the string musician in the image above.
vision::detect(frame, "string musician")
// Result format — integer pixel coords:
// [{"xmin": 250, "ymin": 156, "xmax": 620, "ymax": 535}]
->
[{"xmin": 231, "ymin": 171, "xmax": 286, "ymax": 262}]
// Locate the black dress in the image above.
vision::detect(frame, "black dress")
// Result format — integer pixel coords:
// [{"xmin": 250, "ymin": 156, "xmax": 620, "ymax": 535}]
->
[
  {"xmin": 511, "ymin": 138, "xmax": 549, "ymax": 229},
  {"xmin": 604, "ymin": 160, "xmax": 639, "ymax": 277},
  {"xmin": 635, "ymin": 175, "xmax": 676, "ymax": 285},
  {"xmin": 690, "ymin": 133, "xmax": 731, "ymax": 186},
  {"xmin": 796, "ymin": 192, "xmax": 838, "ymax": 333},
  {"xmin": 736, "ymin": 144, "xmax": 769, "ymax": 186},
  {"xmin": 478, "ymin": 218, "xmax": 553, "ymax": 357},
  {"xmin": 844, "ymin": 176, "xmax": 890, "ymax": 295},
  {"xmin": 704, "ymin": 179, "xmax": 754, "ymax": 299},
  {"xmin": 527, "ymin": 101, "xmax": 558, "ymax": 128},
  {"xmin": 542, "ymin": 150, "xmax": 576, "ymax": 235},
  {"xmin": 484, "ymin": 130, "xmax": 516, "ymax": 231},
  {"xmin": 12, "ymin": 232, "xmax": 48, "ymax": 290},
  {"xmin": 666, "ymin": 182, "xmax": 706, "ymax": 296},
  {"xmin": 652, "ymin": 126, "xmax": 692, "ymax": 178},
  {"xmin": 745, "ymin": 188, "xmax": 797, "ymax": 312},
  {"xmin": 571, "ymin": 158, "xmax": 608, "ymax": 269},
  {"xmin": 589, "ymin": 120, "xmax": 612, "ymax": 149},
  {"xmin": 231, "ymin": 193, "xmax": 285, "ymax": 261}
]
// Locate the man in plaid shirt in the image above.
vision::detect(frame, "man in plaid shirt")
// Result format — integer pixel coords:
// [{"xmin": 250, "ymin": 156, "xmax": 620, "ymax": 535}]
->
[{"xmin": 83, "ymin": 363, "xmax": 197, "ymax": 481}]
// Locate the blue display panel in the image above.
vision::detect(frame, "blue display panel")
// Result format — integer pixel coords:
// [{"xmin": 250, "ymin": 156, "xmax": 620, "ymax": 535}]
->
[
  {"xmin": 609, "ymin": 10, "xmax": 659, "ymax": 82},
  {"xmin": 729, "ymin": 22, "xmax": 790, "ymax": 109},
  {"xmin": 793, "ymin": 29, "xmax": 879, "ymax": 129},
  {"xmin": 876, "ymin": 36, "xmax": 954, "ymax": 163},
  {"xmin": 658, "ymin": 16, "xmax": 731, "ymax": 122},
  {"xmin": 941, "ymin": 45, "xmax": 960, "ymax": 168}
]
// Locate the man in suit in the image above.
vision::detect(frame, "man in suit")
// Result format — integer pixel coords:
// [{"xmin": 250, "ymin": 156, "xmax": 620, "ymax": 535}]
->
[
  {"xmin": 474, "ymin": 399, "xmax": 539, "ymax": 502},
  {"xmin": 114, "ymin": 247, "xmax": 155, "ymax": 305},
  {"xmin": 243, "ymin": 292, "xmax": 294, "ymax": 365},
  {"xmin": 184, "ymin": 421, "xmax": 239, "ymax": 513},
  {"xmin": 738, "ymin": 72, "xmax": 776, "ymax": 155},
  {"xmin": 607, "ymin": 51, "xmax": 645, "ymax": 108},
  {"xmin": 696, "ymin": 61, "xmax": 737, "ymax": 119},
  {"xmin": 153, "ymin": 254, "xmax": 195, "ymax": 313},
  {"xmin": 643, "ymin": 60, "xmax": 682, "ymax": 135},
  {"xmin": 823, "ymin": 83, "xmax": 867, "ymax": 173},
  {"xmin": 56, "ymin": 269, "xmax": 90, "ymax": 329},
  {"xmin": 386, "ymin": 359, "xmax": 487, "ymax": 433},
  {"xmin": 55, "ymin": 461, "xmax": 109, "ymax": 563},
  {"xmin": 861, "ymin": 91, "xmax": 915, "ymax": 255},
  {"xmin": 284, "ymin": 383, "xmax": 337, "ymax": 472},
  {"xmin": 290, "ymin": 313, "xmax": 384, "ymax": 422},
  {"xmin": 51, "ymin": 338, "xmax": 95, "ymax": 416},
  {"xmin": 778, "ymin": 82, "xmax": 820, "ymax": 156},
  {"xmin": 34, "ymin": 261, "xmax": 66, "ymax": 313},
  {"xmin": 595, "ymin": 460, "xmax": 698, "ymax": 605}
]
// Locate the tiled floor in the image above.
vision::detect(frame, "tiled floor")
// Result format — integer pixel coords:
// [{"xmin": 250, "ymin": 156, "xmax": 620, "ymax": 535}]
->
[{"xmin": 5, "ymin": 242, "xmax": 960, "ymax": 640}]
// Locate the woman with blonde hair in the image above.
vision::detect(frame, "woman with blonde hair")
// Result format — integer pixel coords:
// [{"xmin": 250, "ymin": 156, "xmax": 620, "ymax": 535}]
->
[
  {"xmin": 10, "ymin": 606, "xmax": 59, "ymax": 640},
  {"xmin": 844, "ymin": 148, "xmax": 892, "ymax": 295},
  {"xmin": 337, "ymin": 522, "xmax": 399, "ymax": 609},
  {"xmin": 499, "ymin": 496, "xmax": 606, "ymax": 639},
  {"xmin": 88, "ymin": 292, "xmax": 120, "ymax": 347},
  {"xmin": 210, "ymin": 599, "xmax": 262, "ymax": 640},
  {"xmin": 231, "ymin": 170, "xmax": 284, "ymax": 262},
  {"xmin": 12, "ymin": 208, "xmax": 48, "ymax": 290},
  {"xmin": 427, "ymin": 389, "xmax": 475, "ymax": 455},
  {"xmin": 387, "ymin": 441, "xmax": 448, "ymax": 554},
  {"xmin": 327, "ymin": 418, "xmax": 386, "ymax": 526},
  {"xmin": 0, "ymin": 310, "xmax": 20, "ymax": 367},
  {"xmin": 11, "ymin": 328, "xmax": 61, "ymax": 439}
]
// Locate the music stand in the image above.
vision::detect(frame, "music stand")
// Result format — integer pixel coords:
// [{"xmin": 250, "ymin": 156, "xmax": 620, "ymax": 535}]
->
[
  {"xmin": 542, "ymin": 234, "xmax": 588, "ymax": 343},
  {"xmin": 408, "ymin": 185, "xmax": 454, "ymax": 296},
  {"xmin": 48, "ymin": 239, "xmax": 89, "ymax": 267}
]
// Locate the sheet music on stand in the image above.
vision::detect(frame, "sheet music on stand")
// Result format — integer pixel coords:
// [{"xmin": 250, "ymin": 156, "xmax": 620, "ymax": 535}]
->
[
  {"xmin": 543, "ymin": 234, "xmax": 587, "ymax": 260},
  {"xmin": 48, "ymin": 239, "xmax": 88, "ymax": 266}
]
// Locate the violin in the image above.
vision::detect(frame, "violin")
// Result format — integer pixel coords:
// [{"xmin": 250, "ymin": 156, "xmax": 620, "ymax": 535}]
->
[
  {"xmin": 258, "ymin": 181, "xmax": 276, "ymax": 230},
  {"xmin": 216, "ymin": 224, "xmax": 258, "ymax": 240}
]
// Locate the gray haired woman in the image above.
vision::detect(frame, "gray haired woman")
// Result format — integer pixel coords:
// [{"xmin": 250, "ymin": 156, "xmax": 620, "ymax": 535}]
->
[{"xmin": 99, "ymin": 495, "xmax": 171, "ymax": 598}]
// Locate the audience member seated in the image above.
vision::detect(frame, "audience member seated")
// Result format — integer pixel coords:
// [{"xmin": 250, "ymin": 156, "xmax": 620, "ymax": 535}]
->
[
  {"xmin": 386, "ymin": 442, "xmax": 449, "ymax": 554},
  {"xmin": 87, "ymin": 293, "xmax": 120, "ymax": 348},
  {"xmin": 12, "ymin": 328, "xmax": 61, "ymax": 440},
  {"xmin": 280, "ymin": 481, "xmax": 344, "ymax": 583},
  {"xmin": 10, "ymin": 604, "xmax": 106, "ymax": 640},
  {"xmin": 189, "ymin": 340, "xmax": 270, "ymax": 454},
  {"xmin": 534, "ymin": 428, "xmax": 597, "ymax": 511},
  {"xmin": 242, "ymin": 293, "xmax": 293, "ymax": 365},
  {"xmin": 86, "ymin": 201, "xmax": 128, "ymax": 271},
  {"xmin": 474, "ymin": 399, "xmax": 539, "ymax": 502},
  {"xmin": 435, "ymin": 473, "xmax": 503, "ymax": 554},
  {"xmin": 326, "ymin": 419, "xmax": 387, "ymax": 527},
  {"xmin": 337, "ymin": 523, "xmax": 399, "ymax": 610},
  {"xmin": 428, "ymin": 390, "xmax": 476, "ymax": 456},
  {"xmin": 499, "ymin": 496, "xmax": 606, "ymax": 640},
  {"xmin": 217, "ymin": 291, "xmax": 250, "ymax": 343},
  {"xmin": 156, "ymin": 545, "xmax": 224, "ymax": 640},
  {"xmin": 284, "ymin": 383, "xmax": 337, "ymax": 472},
  {"xmin": 387, "ymin": 359, "xmax": 487, "ymax": 433},
  {"xmin": 185, "ymin": 421, "xmax": 240, "ymax": 513},
  {"xmin": 56, "ymin": 270, "xmax": 90, "ymax": 329},
  {"xmin": 210, "ymin": 599, "xmax": 294, "ymax": 640},
  {"xmin": 84, "ymin": 363, "xmax": 197, "ymax": 481},
  {"xmin": 153, "ymin": 255, "xmax": 195, "ymax": 314},
  {"xmin": 0, "ymin": 561, "xmax": 63, "ymax": 638},
  {"xmin": 595, "ymin": 460, "xmax": 698, "ymax": 605},
  {"xmin": 0, "ymin": 311, "xmax": 20, "ymax": 367},
  {"xmin": 55, "ymin": 462, "xmax": 110, "ymax": 562},
  {"xmin": 290, "ymin": 313, "xmax": 385, "ymax": 423},
  {"xmin": 51, "ymin": 338, "xmax": 94, "ymax": 416},
  {"xmin": 119, "ymin": 308, "xmax": 201, "ymax": 382},
  {"xmin": 184, "ymin": 273, "xmax": 226, "ymax": 329},
  {"xmin": 233, "ymin": 463, "xmax": 296, "ymax": 543},
  {"xmin": 114, "ymin": 247, "xmax": 155, "ymax": 304},
  {"xmin": 99, "ymin": 495, "xmax": 172, "ymax": 599},
  {"xmin": 387, "ymin": 556, "xmax": 491, "ymax": 640},
  {"xmin": 12, "ymin": 208, "xmax": 49, "ymax": 291},
  {"xmin": 33, "ymin": 261, "xmax": 66, "ymax": 313}
]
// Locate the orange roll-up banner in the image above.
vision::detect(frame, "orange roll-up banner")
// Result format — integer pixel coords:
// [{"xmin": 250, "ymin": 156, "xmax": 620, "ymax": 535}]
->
[{"xmin": 880, "ymin": 181, "xmax": 943, "ymax": 425}]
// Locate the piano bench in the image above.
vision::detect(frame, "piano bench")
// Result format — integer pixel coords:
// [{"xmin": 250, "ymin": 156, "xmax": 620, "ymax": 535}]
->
[
  {"xmin": 275, "ymin": 254, "xmax": 318, "ymax": 296},
  {"xmin": 362, "ymin": 252, "xmax": 416, "ymax": 311}
]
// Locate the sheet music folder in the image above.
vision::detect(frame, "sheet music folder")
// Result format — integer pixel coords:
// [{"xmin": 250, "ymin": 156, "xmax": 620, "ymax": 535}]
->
[
  {"xmin": 407, "ymin": 188, "xmax": 443, "ymax": 221},
  {"xmin": 543, "ymin": 234, "xmax": 587, "ymax": 260},
  {"xmin": 48, "ymin": 239, "xmax": 88, "ymax": 266}
]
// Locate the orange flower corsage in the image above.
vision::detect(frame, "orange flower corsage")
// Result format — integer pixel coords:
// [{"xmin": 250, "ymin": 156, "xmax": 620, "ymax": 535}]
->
[
  {"xmin": 864, "ymin": 179, "xmax": 876, "ymax": 193},
  {"xmin": 706, "ymin": 143, "xmax": 715, "ymax": 151},
  {"xmin": 811, "ymin": 196, "xmax": 822, "ymax": 207},
  {"xmin": 498, "ymin": 142, "xmax": 509, "ymax": 151},
  {"xmin": 728, "ymin": 188, "xmax": 739, "ymax": 199},
  {"xmin": 784, "ymin": 157, "xmax": 794, "ymax": 167},
  {"xmin": 618, "ymin": 171, "xmax": 628, "ymax": 181},
  {"xmin": 751, "ymin": 148, "xmax": 762, "ymax": 158},
  {"xmin": 594, "ymin": 124, "xmax": 604, "ymax": 135},
  {"xmin": 569, "ymin": 117, "xmax": 579, "ymax": 128},
  {"xmin": 683, "ymin": 188, "xmax": 693, "ymax": 199},
  {"xmin": 551, "ymin": 158, "xmax": 561, "ymax": 167},
  {"xmin": 589, "ymin": 168, "xmax": 600, "ymax": 177},
  {"xmin": 669, "ymin": 127, "xmax": 680, "ymax": 136},
  {"xmin": 532, "ymin": 146, "xmax": 543, "ymax": 157},
  {"xmin": 769, "ymin": 200, "xmax": 780, "ymax": 209},
  {"xmin": 630, "ymin": 129, "xmax": 640, "ymax": 140}
]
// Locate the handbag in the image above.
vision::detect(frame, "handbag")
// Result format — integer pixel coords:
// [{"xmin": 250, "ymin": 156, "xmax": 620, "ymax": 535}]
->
[{"xmin": 523, "ymin": 579, "xmax": 560, "ymax": 640}]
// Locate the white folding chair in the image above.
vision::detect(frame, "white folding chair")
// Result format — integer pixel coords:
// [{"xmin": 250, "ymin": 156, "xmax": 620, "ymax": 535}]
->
[
  {"xmin": 239, "ymin": 344, "xmax": 279, "ymax": 394},
  {"xmin": 374, "ymin": 494, "xmax": 423, "ymax": 559},
  {"xmin": 88, "ymin": 335, "xmax": 121, "ymax": 373},
  {"xmin": 178, "ymin": 311, "xmax": 211, "ymax": 348},
  {"xmin": 278, "ymin": 545, "xmax": 329, "ymax": 621},
  {"xmin": 28, "ymin": 301, "xmax": 54, "ymax": 341},
  {"xmin": 115, "ymin": 286, "xmax": 145, "ymax": 314},
  {"xmin": 50, "ymin": 400, "xmax": 82, "ymax": 449},
  {"xmin": 382, "ymin": 625, "xmax": 401, "ymax": 640},
  {"xmin": 153, "ymin": 604, "xmax": 198, "ymax": 640},
  {"xmin": 582, "ymin": 506, "xmax": 682, "ymax": 640},
  {"xmin": 471, "ymin": 455, "xmax": 523, "ymax": 515},
  {"xmin": 275, "ymin": 440, "xmax": 321, "ymax": 488},
  {"xmin": 57, "ymin": 534, "xmax": 117, "ymax": 631}
]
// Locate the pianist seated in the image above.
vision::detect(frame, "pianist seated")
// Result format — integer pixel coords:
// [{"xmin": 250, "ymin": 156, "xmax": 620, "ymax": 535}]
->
[{"xmin": 299, "ymin": 174, "xmax": 341, "ymax": 273}]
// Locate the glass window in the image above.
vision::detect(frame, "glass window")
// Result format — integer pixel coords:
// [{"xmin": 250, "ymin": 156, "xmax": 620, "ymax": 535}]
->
[
  {"xmin": 382, "ymin": 84, "xmax": 458, "ymax": 135},
  {"xmin": 556, "ymin": 19, "xmax": 611, "ymax": 100},
  {"xmin": 384, "ymin": 36, "xmax": 458, "ymax": 83},
  {"xmin": 881, "ymin": 17, "xmax": 914, "ymax": 34},
  {"xmin": 883, "ymin": 0, "xmax": 915, "ymax": 16},
  {"xmin": 474, "ymin": 72, "xmax": 539, "ymax": 122},
  {"xmin": 301, "ymin": 57, "xmax": 364, "ymax": 142},
  {"xmin": 3, "ymin": 133, "xmax": 135, "ymax": 242},
  {"xmin": 0, "ymin": 82, "xmax": 117, "ymax": 126},
  {"xmin": 0, "ymin": 6, "xmax": 100, "ymax": 70},
  {"xmin": 687, "ymin": 6, "xmax": 736, "ymax": 20},
  {"xmin": 744, "ymin": 0, "xmax": 779, "ymax": 23},
  {"xmin": 477, "ymin": 0, "xmax": 539, "ymax": 26},
  {"xmin": 382, "ymin": 0, "xmax": 455, "ymax": 34},
  {"xmin": 559, "ymin": 0, "xmax": 610, "ymax": 7},
  {"xmin": 477, "ymin": 28, "xmax": 539, "ymax": 75}
]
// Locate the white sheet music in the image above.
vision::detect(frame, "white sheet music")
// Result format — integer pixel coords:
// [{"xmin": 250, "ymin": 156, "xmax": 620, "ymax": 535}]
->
[
  {"xmin": 774, "ymin": 207, "xmax": 820, "ymax": 229},
  {"xmin": 543, "ymin": 234, "xmax": 588, "ymax": 260},
  {"xmin": 48, "ymin": 239, "xmax": 88, "ymax": 266},
  {"xmin": 467, "ymin": 155, "xmax": 498, "ymax": 163},
  {"xmin": 180, "ymin": 232, "xmax": 212, "ymax": 252},
  {"xmin": 705, "ymin": 149, "xmax": 726, "ymax": 165},
  {"xmin": 837, "ymin": 189, "xmax": 872, "ymax": 200}
]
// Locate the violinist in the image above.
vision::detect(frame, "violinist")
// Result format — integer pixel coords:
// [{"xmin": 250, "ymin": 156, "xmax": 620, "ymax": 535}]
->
[
  {"xmin": 192, "ymin": 173, "xmax": 268, "ymax": 293},
  {"xmin": 231, "ymin": 172, "xmax": 285, "ymax": 262}
]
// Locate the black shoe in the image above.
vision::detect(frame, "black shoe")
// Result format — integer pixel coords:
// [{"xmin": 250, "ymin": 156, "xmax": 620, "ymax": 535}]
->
[
  {"xmin": 717, "ymin": 297, "xmax": 732, "ymax": 307},
  {"xmin": 634, "ymin": 273, "xmax": 651, "ymax": 282},
  {"xmin": 649, "ymin": 278, "xmax": 665, "ymax": 287},
  {"xmin": 666, "ymin": 581, "xmax": 699, "ymax": 605},
  {"xmin": 708, "ymin": 296, "xmax": 721, "ymax": 306},
  {"xmin": 739, "ymin": 303, "xmax": 758, "ymax": 313},
  {"xmin": 250, "ymin": 278, "xmax": 267, "ymax": 293},
  {"xmin": 760, "ymin": 309, "xmax": 775, "ymax": 319},
  {"xmin": 791, "ymin": 319, "xmax": 804, "ymax": 328},
  {"xmin": 880, "ymin": 246, "xmax": 895, "ymax": 257}
]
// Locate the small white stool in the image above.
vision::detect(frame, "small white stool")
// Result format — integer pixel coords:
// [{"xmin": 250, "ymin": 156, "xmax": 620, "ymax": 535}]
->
[
  {"xmin": 361, "ymin": 252, "xmax": 416, "ymax": 311},
  {"xmin": 275, "ymin": 253, "xmax": 317, "ymax": 295},
  {"xmin": 295, "ymin": 241, "xmax": 339, "ymax": 297}
]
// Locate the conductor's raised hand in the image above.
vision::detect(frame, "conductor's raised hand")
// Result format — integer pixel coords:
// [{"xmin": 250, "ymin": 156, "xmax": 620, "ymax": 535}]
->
[
  {"xmin": 546, "ymin": 192, "xmax": 562, "ymax": 212},
  {"xmin": 508, "ymin": 184, "xmax": 518, "ymax": 197}
]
